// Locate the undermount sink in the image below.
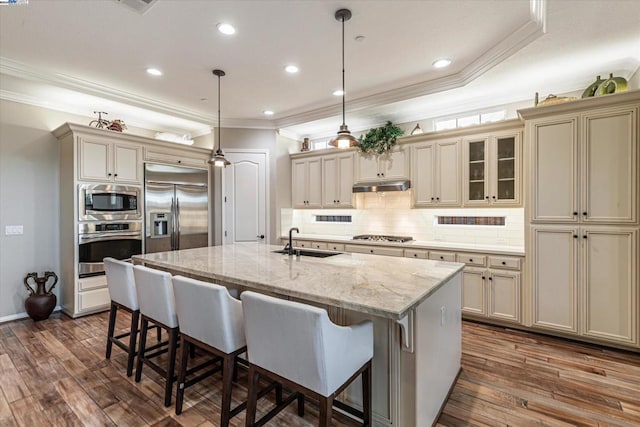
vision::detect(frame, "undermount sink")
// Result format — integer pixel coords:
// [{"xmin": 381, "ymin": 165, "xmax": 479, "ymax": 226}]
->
[{"xmin": 272, "ymin": 249, "xmax": 341, "ymax": 258}]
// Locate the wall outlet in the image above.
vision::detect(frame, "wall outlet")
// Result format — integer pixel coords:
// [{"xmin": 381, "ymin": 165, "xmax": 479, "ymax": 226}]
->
[{"xmin": 5, "ymin": 225, "xmax": 23, "ymax": 235}]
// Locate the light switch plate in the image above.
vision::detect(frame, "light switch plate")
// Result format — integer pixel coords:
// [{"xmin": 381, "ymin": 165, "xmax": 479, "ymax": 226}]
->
[{"xmin": 5, "ymin": 225, "xmax": 24, "ymax": 235}]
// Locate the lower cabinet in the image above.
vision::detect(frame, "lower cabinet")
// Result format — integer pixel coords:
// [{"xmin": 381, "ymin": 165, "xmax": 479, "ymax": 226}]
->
[
  {"xmin": 460, "ymin": 263, "xmax": 521, "ymax": 323},
  {"xmin": 530, "ymin": 225, "xmax": 638, "ymax": 346},
  {"xmin": 75, "ymin": 275, "xmax": 110, "ymax": 316}
]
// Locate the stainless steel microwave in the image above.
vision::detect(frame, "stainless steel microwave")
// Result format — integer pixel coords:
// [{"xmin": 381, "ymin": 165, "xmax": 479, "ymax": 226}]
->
[{"xmin": 79, "ymin": 184, "xmax": 141, "ymax": 221}]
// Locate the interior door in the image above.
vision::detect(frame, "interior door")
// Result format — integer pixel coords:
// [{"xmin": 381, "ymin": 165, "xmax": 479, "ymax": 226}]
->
[
  {"xmin": 223, "ymin": 151, "xmax": 268, "ymax": 244},
  {"xmin": 144, "ymin": 182, "xmax": 174, "ymax": 254},
  {"xmin": 175, "ymin": 184, "xmax": 208, "ymax": 250}
]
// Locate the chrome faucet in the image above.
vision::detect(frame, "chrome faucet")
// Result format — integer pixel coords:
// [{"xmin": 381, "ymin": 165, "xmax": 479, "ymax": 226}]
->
[{"xmin": 287, "ymin": 227, "xmax": 299, "ymax": 255}]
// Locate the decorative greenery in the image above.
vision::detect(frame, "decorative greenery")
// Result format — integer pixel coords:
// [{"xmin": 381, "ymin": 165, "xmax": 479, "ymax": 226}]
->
[{"xmin": 358, "ymin": 121, "xmax": 404, "ymax": 155}]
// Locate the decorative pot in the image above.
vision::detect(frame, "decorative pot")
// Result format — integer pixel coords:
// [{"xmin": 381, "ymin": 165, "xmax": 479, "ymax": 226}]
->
[{"xmin": 23, "ymin": 271, "xmax": 58, "ymax": 321}]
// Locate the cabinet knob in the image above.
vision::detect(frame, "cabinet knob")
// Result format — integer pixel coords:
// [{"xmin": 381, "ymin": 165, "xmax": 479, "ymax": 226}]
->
[
  {"xmin": 370, "ymin": 249, "xmax": 374, "ymax": 253},
  {"xmin": 114, "ymin": 173, "xmax": 118, "ymax": 177},
  {"xmin": 573, "ymin": 235, "xmax": 578, "ymax": 239},
  {"xmin": 178, "ymin": 160, "xmax": 182, "ymax": 164},
  {"xmin": 440, "ymin": 256, "xmax": 444, "ymax": 260},
  {"xmin": 489, "ymin": 277, "xmax": 493, "ymax": 281},
  {"xmin": 336, "ymin": 200, "xmax": 339, "ymax": 203},
  {"xmin": 414, "ymin": 254, "xmax": 418, "ymax": 257},
  {"xmin": 431, "ymin": 197, "xmax": 434, "ymax": 201},
  {"xmin": 582, "ymin": 212, "xmax": 587, "ymax": 216},
  {"xmin": 573, "ymin": 212, "xmax": 578, "ymax": 216},
  {"xmin": 436, "ymin": 197, "xmax": 440, "ymax": 201},
  {"xmin": 376, "ymin": 173, "xmax": 380, "ymax": 177},
  {"xmin": 502, "ymin": 261, "xmax": 506, "ymax": 265},
  {"xmin": 482, "ymin": 276, "xmax": 486, "ymax": 280},
  {"xmin": 485, "ymin": 196, "xmax": 489, "ymax": 200},
  {"xmin": 583, "ymin": 235, "xmax": 587, "ymax": 239},
  {"xmin": 381, "ymin": 173, "xmax": 384, "ymax": 177},
  {"xmin": 492, "ymin": 196, "xmax": 496, "ymax": 199},
  {"xmin": 107, "ymin": 173, "xmax": 112, "ymax": 177}
]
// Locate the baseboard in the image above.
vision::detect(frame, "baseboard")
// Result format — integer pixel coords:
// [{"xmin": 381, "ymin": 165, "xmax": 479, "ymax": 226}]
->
[{"xmin": 0, "ymin": 306, "xmax": 62, "ymax": 325}]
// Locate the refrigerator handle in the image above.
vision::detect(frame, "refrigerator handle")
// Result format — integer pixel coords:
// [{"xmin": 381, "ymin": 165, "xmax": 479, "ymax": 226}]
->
[
  {"xmin": 170, "ymin": 197, "xmax": 176, "ymax": 250},
  {"xmin": 176, "ymin": 198, "xmax": 181, "ymax": 250}
]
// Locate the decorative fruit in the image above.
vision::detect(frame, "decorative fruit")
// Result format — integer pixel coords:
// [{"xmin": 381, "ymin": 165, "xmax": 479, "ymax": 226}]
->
[
  {"xmin": 581, "ymin": 75, "xmax": 605, "ymax": 98},
  {"xmin": 595, "ymin": 73, "xmax": 628, "ymax": 96}
]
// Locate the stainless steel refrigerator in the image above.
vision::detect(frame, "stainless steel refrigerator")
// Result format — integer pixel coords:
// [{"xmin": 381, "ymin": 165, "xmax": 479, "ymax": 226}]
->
[{"xmin": 144, "ymin": 163, "xmax": 209, "ymax": 254}]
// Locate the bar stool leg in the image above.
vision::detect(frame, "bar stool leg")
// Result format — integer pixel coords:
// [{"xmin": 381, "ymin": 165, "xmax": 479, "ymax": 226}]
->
[
  {"xmin": 362, "ymin": 361, "xmax": 372, "ymax": 426},
  {"xmin": 319, "ymin": 396, "xmax": 333, "ymax": 427},
  {"xmin": 135, "ymin": 317, "xmax": 149, "ymax": 383},
  {"xmin": 220, "ymin": 354, "xmax": 235, "ymax": 426},
  {"xmin": 297, "ymin": 394, "xmax": 305, "ymax": 417},
  {"xmin": 175, "ymin": 337, "xmax": 189, "ymax": 415},
  {"xmin": 164, "ymin": 327, "xmax": 178, "ymax": 407},
  {"xmin": 126, "ymin": 310, "xmax": 139, "ymax": 377},
  {"xmin": 245, "ymin": 366, "xmax": 260, "ymax": 427},
  {"xmin": 105, "ymin": 302, "xmax": 117, "ymax": 359}
]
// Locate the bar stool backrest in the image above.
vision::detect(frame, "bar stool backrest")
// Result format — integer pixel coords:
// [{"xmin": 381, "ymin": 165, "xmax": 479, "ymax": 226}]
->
[
  {"xmin": 172, "ymin": 276, "xmax": 246, "ymax": 354},
  {"xmin": 133, "ymin": 265, "xmax": 178, "ymax": 328},
  {"xmin": 104, "ymin": 257, "xmax": 138, "ymax": 311}
]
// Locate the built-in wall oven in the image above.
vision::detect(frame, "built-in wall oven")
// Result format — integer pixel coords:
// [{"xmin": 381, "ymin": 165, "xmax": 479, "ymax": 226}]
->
[
  {"xmin": 79, "ymin": 184, "xmax": 141, "ymax": 221},
  {"xmin": 78, "ymin": 222, "xmax": 142, "ymax": 277}
]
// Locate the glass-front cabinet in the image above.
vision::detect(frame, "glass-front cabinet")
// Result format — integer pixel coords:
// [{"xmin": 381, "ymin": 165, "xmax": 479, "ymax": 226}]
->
[{"xmin": 463, "ymin": 131, "xmax": 521, "ymax": 206}]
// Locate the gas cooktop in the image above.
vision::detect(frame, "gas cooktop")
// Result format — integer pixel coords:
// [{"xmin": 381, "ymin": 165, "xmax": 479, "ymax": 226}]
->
[{"xmin": 352, "ymin": 234, "xmax": 413, "ymax": 243}]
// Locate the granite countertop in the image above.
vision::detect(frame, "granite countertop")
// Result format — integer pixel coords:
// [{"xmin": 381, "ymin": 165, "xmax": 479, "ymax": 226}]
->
[
  {"xmin": 283, "ymin": 233, "xmax": 525, "ymax": 256},
  {"xmin": 132, "ymin": 243, "xmax": 464, "ymax": 320}
]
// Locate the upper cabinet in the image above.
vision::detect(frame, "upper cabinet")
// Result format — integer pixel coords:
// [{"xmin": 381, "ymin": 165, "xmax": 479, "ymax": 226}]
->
[
  {"xmin": 322, "ymin": 152, "xmax": 354, "ymax": 208},
  {"xmin": 144, "ymin": 146, "xmax": 210, "ymax": 168},
  {"xmin": 412, "ymin": 139, "xmax": 461, "ymax": 207},
  {"xmin": 527, "ymin": 105, "xmax": 638, "ymax": 224},
  {"xmin": 462, "ymin": 130, "xmax": 521, "ymax": 207},
  {"xmin": 292, "ymin": 157, "xmax": 322, "ymax": 208},
  {"xmin": 78, "ymin": 137, "xmax": 141, "ymax": 184},
  {"xmin": 356, "ymin": 147, "xmax": 409, "ymax": 182}
]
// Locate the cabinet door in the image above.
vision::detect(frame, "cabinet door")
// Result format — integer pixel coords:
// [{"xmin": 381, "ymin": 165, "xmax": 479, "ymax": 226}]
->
[
  {"xmin": 113, "ymin": 144, "xmax": 141, "ymax": 183},
  {"xmin": 530, "ymin": 117, "xmax": 579, "ymax": 222},
  {"xmin": 461, "ymin": 267, "xmax": 486, "ymax": 315},
  {"xmin": 382, "ymin": 148, "xmax": 408, "ymax": 180},
  {"xmin": 292, "ymin": 159, "xmax": 308, "ymax": 208},
  {"xmin": 531, "ymin": 226, "xmax": 579, "ymax": 333},
  {"xmin": 79, "ymin": 138, "xmax": 110, "ymax": 181},
  {"xmin": 490, "ymin": 134, "xmax": 520, "ymax": 205},
  {"xmin": 306, "ymin": 157, "xmax": 323, "ymax": 208},
  {"xmin": 412, "ymin": 143, "xmax": 436, "ymax": 206},
  {"xmin": 322, "ymin": 156, "xmax": 338, "ymax": 207},
  {"xmin": 356, "ymin": 153, "xmax": 380, "ymax": 182},
  {"xmin": 437, "ymin": 140, "xmax": 461, "ymax": 206},
  {"xmin": 582, "ymin": 108, "xmax": 637, "ymax": 224},
  {"xmin": 463, "ymin": 138, "xmax": 489, "ymax": 205},
  {"xmin": 336, "ymin": 152, "xmax": 354, "ymax": 207},
  {"xmin": 488, "ymin": 270, "xmax": 520, "ymax": 322},
  {"xmin": 582, "ymin": 227, "xmax": 637, "ymax": 345}
]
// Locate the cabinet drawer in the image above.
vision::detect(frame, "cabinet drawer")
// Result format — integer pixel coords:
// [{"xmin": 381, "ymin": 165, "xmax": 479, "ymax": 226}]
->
[
  {"xmin": 489, "ymin": 256, "xmax": 521, "ymax": 270},
  {"xmin": 311, "ymin": 242, "xmax": 328, "ymax": 250},
  {"xmin": 456, "ymin": 253, "xmax": 487, "ymax": 267},
  {"xmin": 145, "ymin": 148, "xmax": 209, "ymax": 168},
  {"xmin": 78, "ymin": 287, "xmax": 110, "ymax": 312},
  {"xmin": 78, "ymin": 275, "xmax": 107, "ymax": 291},
  {"xmin": 327, "ymin": 243, "xmax": 345, "ymax": 252},
  {"xmin": 429, "ymin": 251, "xmax": 456, "ymax": 262},
  {"xmin": 293, "ymin": 240, "xmax": 311, "ymax": 248},
  {"xmin": 404, "ymin": 249, "xmax": 429, "ymax": 259},
  {"xmin": 344, "ymin": 244, "xmax": 404, "ymax": 257}
]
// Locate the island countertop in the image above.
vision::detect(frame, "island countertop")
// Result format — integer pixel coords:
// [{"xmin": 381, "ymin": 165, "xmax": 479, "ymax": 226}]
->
[{"xmin": 132, "ymin": 243, "xmax": 464, "ymax": 320}]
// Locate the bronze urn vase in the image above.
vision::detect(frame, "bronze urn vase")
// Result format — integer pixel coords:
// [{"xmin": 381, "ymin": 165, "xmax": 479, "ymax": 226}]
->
[{"xmin": 23, "ymin": 271, "xmax": 58, "ymax": 321}]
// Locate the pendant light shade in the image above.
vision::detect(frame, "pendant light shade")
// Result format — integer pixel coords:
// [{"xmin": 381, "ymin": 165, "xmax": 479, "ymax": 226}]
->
[
  {"xmin": 209, "ymin": 69, "xmax": 231, "ymax": 167},
  {"xmin": 329, "ymin": 8, "xmax": 358, "ymax": 149}
]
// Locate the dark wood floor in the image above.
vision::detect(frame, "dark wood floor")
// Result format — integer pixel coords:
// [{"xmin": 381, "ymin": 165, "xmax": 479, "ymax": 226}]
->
[{"xmin": 0, "ymin": 312, "xmax": 638, "ymax": 426}]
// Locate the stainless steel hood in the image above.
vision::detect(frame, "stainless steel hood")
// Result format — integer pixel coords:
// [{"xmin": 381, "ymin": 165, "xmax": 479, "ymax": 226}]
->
[{"xmin": 352, "ymin": 179, "xmax": 411, "ymax": 193}]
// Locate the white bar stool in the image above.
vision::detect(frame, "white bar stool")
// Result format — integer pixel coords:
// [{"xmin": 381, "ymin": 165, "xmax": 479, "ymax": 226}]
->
[
  {"xmin": 133, "ymin": 265, "xmax": 180, "ymax": 407},
  {"xmin": 241, "ymin": 291, "xmax": 374, "ymax": 427},
  {"xmin": 172, "ymin": 276, "xmax": 247, "ymax": 425},
  {"xmin": 104, "ymin": 257, "xmax": 139, "ymax": 377}
]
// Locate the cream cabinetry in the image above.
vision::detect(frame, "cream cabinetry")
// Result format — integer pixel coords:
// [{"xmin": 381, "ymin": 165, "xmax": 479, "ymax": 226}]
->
[
  {"xmin": 144, "ymin": 146, "xmax": 210, "ymax": 168},
  {"xmin": 356, "ymin": 147, "xmax": 409, "ymax": 182},
  {"xmin": 322, "ymin": 152, "xmax": 354, "ymax": 208},
  {"xmin": 521, "ymin": 91, "xmax": 640, "ymax": 349},
  {"xmin": 292, "ymin": 157, "xmax": 322, "ymax": 208},
  {"xmin": 344, "ymin": 244, "xmax": 404, "ymax": 257},
  {"xmin": 78, "ymin": 136, "xmax": 141, "ymax": 184},
  {"xmin": 462, "ymin": 130, "xmax": 521, "ymax": 206},
  {"xmin": 530, "ymin": 225, "xmax": 637, "ymax": 345},
  {"xmin": 412, "ymin": 139, "xmax": 461, "ymax": 206}
]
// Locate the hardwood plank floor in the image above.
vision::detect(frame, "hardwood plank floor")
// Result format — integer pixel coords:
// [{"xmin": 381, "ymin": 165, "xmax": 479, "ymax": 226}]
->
[{"xmin": 1, "ymin": 313, "xmax": 638, "ymax": 426}]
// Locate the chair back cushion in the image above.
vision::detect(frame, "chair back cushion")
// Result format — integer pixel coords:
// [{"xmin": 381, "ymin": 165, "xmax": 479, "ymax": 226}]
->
[
  {"xmin": 103, "ymin": 257, "xmax": 138, "ymax": 310},
  {"xmin": 172, "ymin": 276, "xmax": 246, "ymax": 354},
  {"xmin": 133, "ymin": 265, "xmax": 178, "ymax": 328},
  {"xmin": 241, "ymin": 291, "xmax": 336, "ymax": 395}
]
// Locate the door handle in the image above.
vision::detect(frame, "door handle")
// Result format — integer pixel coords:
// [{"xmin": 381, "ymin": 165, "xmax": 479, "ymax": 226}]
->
[
  {"xmin": 170, "ymin": 198, "xmax": 176, "ymax": 250},
  {"xmin": 176, "ymin": 198, "xmax": 181, "ymax": 250}
]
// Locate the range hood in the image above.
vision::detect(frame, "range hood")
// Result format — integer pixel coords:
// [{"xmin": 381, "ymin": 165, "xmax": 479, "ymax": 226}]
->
[{"xmin": 352, "ymin": 179, "xmax": 411, "ymax": 193}]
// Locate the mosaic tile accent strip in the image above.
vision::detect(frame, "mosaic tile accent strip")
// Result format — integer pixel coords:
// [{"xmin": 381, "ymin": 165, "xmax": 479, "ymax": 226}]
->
[
  {"xmin": 314, "ymin": 215, "xmax": 352, "ymax": 223},
  {"xmin": 437, "ymin": 216, "xmax": 505, "ymax": 226}
]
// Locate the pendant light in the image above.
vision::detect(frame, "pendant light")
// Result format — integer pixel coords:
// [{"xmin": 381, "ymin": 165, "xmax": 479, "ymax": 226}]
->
[
  {"xmin": 329, "ymin": 8, "xmax": 359, "ymax": 149},
  {"xmin": 209, "ymin": 69, "xmax": 231, "ymax": 167}
]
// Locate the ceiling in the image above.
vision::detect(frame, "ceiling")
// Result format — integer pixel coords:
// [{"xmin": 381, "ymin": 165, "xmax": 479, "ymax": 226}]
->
[{"xmin": 1, "ymin": 0, "xmax": 639, "ymax": 140}]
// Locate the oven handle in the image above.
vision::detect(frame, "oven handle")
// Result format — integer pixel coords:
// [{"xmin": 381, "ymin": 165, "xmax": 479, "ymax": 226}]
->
[{"xmin": 79, "ymin": 233, "xmax": 142, "ymax": 243}]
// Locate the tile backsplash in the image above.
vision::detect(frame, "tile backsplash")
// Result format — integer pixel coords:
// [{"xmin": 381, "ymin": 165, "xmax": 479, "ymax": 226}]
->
[{"xmin": 281, "ymin": 191, "xmax": 524, "ymax": 247}]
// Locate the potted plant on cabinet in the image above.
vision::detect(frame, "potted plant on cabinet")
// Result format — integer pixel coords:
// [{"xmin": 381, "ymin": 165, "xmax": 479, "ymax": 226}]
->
[{"xmin": 357, "ymin": 121, "xmax": 404, "ymax": 156}]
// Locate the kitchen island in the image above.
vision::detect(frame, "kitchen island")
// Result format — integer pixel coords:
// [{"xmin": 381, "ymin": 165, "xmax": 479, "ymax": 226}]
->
[{"xmin": 133, "ymin": 243, "xmax": 464, "ymax": 426}]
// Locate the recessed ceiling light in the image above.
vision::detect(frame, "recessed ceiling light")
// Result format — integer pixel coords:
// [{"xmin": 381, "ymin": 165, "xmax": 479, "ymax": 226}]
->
[
  {"xmin": 217, "ymin": 23, "xmax": 236, "ymax": 35},
  {"xmin": 332, "ymin": 89, "xmax": 345, "ymax": 96},
  {"xmin": 285, "ymin": 65, "xmax": 299, "ymax": 74},
  {"xmin": 263, "ymin": 110, "xmax": 275, "ymax": 116},
  {"xmin": 432, "ymin": 58, "xmax": 452, "ymax": 69},
  {"xmin": 146, "ymin": 68, "xmax": 163, "ymax": 76}
]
